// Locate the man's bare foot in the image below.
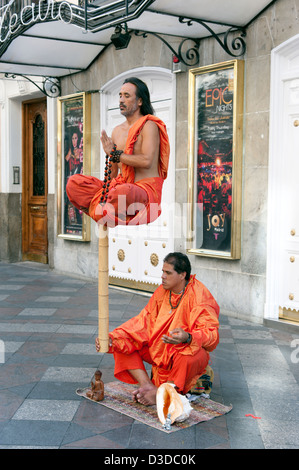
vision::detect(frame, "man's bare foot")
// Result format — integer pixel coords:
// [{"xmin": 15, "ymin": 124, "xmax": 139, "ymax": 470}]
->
[{"xmin": 133, "ymin": 383, "xmax": 157, "ymax": 406}]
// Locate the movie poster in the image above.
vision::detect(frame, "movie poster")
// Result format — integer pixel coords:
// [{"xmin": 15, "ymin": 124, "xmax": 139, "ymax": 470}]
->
[
  {"xmin": 62, "ymin": 97, "xmax": 84, "ymax": 237},
  {"xmin": 195, "ymin": 67, "xmax": 234, "ymax": 252}
]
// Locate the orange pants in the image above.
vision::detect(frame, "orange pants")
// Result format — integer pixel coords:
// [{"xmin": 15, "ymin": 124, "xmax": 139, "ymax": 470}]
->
[
  {"xmin": 66, "ymin": 174, "xmax": 148, "ymax": 222},
  {"xmin": 112, "ymin": 345, "xmax": 209, "ymax": 394}
]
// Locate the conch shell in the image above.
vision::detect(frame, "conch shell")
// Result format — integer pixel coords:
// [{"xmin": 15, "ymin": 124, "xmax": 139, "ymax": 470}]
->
[{"xmin": 156, "ymin": 383, "xmax": 192, "ymax": 425}]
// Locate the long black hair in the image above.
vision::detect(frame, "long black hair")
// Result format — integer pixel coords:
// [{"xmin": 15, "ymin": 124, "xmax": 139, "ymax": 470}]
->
[
  {"xmin": 163, "ymin": 252, "xmax": 191, "ymax": 281},
  {"xmin": 123, "ymin": 77, "xmax": 155, "ymax": 116}
]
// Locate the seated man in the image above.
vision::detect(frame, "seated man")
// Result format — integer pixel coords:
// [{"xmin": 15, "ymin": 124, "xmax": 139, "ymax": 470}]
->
[
  {"xmin": 66, "ymin": 77, "xmax": 170, "ymax": 227},
  {"xmin": 96, "ymin": 252, "xmax": 220, "ymax": 405}
]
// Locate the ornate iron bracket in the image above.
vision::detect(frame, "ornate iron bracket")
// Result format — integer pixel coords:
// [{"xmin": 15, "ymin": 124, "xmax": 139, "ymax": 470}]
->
[
  {"xmin": 179, "ymin": 17, "xmax": 246, "ymax": 57},
  {"xmin": 132, "ymin": 15, "xmax": 246, "ymax": 67},
  {"xmin": 4, "ymin": 74, "xmax": 61, "ymax": 98},
  {"xmin": 134, "ymin": 30, "xmax": 200, "ymax": 66}
]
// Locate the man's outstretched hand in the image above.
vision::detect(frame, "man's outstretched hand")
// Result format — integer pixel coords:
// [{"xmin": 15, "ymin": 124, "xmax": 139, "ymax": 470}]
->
[{"xmin": 162, "ymin": 328, "xmax": 189, "ymax": 345}]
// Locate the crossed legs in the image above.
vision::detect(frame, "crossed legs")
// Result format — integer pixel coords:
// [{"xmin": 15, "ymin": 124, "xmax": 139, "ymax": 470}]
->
[
  {"xmin": 112, "ymin": 346, "xmax": 209, "ymax": 406},
  {"xmin": 113, "ymin": 347, "xmax": 157, "ymax": 405},
  {"xmin": 66, "ymin": 174, "xmax": 148, "ymax": 223}
]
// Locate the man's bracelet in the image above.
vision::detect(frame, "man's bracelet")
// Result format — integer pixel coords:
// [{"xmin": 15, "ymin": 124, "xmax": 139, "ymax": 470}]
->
[
  {"xmin": 109, "ymin": 145, "xmax": 123, "ymax": 163},
  {"xmin": 185, "ymin": 333, "xmax": 192, "ymax": 344}
]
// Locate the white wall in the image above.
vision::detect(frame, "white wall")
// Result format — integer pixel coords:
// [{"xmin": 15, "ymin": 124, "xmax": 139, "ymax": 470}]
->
[{"xmin": 0, "ymin": 75, "xmax": 43, "ymax": 194}]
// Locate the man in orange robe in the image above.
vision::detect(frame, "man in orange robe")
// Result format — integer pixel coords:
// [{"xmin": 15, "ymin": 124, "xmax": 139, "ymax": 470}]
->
[
  {"xmin": 96, "ymin": 252, "xmax": 220, "ymax": 405},
  {"xmin": 66, "ymin": 77, "xmax": 170, "ymax": 227}
]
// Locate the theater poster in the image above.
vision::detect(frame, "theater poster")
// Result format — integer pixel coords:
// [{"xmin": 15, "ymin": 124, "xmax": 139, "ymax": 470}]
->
[
  {"xmin": 57, "ymin": 92, "xmax": 91, "ymax": 241},
  {"xmin": 187, "ymin": 60, "xmax": 244, "ymax": 259}
]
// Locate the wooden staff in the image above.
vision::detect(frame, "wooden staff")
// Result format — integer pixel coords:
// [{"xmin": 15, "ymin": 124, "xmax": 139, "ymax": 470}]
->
[{"xmin": 98, "ymin": 224, "xmax": 109, "ymax": 353}]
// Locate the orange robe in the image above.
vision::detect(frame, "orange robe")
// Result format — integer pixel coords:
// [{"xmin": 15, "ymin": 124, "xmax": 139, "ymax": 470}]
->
[
  {"xmin": 109, "ymin": 275, "xmax": 220, "ymax": 394},
  {"xmin": 89, "ymin": 114, "xmax": 170, "ymax": 226}
]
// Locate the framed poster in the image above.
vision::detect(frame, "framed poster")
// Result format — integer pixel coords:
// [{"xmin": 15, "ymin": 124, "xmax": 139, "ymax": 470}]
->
[
  {"xmin": 57, "ymin": 92, "xmax": 91, "ymax": 241},
  {"xmin": 187, "ymin": 60, "xmax": 244, "ymax": 259}
]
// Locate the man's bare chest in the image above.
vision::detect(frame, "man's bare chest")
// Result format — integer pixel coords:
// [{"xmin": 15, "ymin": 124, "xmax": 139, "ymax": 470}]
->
[{"xmin": 115, "ymin": 128, "xmax": 142, "ymax": 153}]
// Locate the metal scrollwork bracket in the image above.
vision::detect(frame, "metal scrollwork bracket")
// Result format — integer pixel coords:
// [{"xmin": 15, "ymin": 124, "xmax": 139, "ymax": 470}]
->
[
  {"xmin": 179, "ymin": 17, "xmax": 246, "ymax": 58},
  {"xmin": 134, "ymin": 30, "xmax": 200, "ymax": 66},
  {"xmin": 4, "ymin": 73, "xmax": 61, "ymax": 98}
]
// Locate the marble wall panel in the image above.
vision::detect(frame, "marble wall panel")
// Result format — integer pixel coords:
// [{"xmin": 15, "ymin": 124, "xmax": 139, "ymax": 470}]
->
[
  {"xmin": 0, "ymin": 193, "xmax": 21, "ymax": 262},
  {"xmin": 217, "ymin": 269, "xmax": 266, "ymax": 322}
]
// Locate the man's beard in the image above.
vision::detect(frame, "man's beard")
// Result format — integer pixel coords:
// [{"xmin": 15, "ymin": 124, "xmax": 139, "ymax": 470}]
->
[{"xmin": 119, "ymin": 102, "xmax": 139, "ymax": 117}]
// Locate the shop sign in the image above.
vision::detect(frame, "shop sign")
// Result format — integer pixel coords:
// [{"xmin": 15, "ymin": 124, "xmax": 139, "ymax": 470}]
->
[{"xmin": 0, "ymin": 0, "xmax": 74, "ymax": 43}]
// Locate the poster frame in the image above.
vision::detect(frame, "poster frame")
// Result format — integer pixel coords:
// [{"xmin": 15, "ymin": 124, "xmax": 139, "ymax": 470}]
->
[
  {"xmin": 187, "ymin": 59, "xmax": 244, "ymax": 259},
  {"xmin": 57, "ymin": 92, "xmax": 91, "ymax": 241}
]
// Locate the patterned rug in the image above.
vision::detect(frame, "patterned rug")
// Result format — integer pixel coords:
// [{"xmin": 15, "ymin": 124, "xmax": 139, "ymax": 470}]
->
[{"xmin": 76, "ymin": 381, "xmax": 233, "ymax": 433}]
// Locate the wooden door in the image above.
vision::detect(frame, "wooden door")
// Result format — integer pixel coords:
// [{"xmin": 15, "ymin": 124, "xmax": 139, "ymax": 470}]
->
[{"xmin": 22, "ymin": 99, "xmax": 48, "ymax": 264}]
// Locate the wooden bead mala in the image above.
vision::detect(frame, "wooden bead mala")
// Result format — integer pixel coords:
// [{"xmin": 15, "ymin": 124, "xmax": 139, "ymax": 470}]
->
[{"xmin": 100, "ymin": 144, "xmax": 123, "ymax": 205}]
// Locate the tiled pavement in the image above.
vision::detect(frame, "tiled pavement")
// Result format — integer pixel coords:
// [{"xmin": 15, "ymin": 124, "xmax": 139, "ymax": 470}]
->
[{"xmin": 0, "ymin": 261, "xmax": 298, "ymax": 451}]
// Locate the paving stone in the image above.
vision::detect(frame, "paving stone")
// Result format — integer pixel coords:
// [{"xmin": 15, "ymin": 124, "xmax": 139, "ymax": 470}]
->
[
  {"xmin": 12, "ymin": 399, "xmax": 80, "ymax": 421},
  {"xmin": 225, "ymin": 416, "xmax": 264, "ymax": 449},
  {"xmin": 0, "ymin": 285, "xmax": 25, "ymax": 290},
  {"xmin": 18, "ymin": 308, "xmax": 57, "ymax": 316},
  {"xmin": 61, "ymin": 343, "xmax": 100, "ymax": 355},
  {"xmin": 40, "ymin": 366, "xmax": 96, "ymax": 383},
  {"xmin": 0, "ymin": 420, "xmax": 70, "ymax": 447},
  {"xmin": 128, "ymin": 422, "xmax": 197, "ymax": 449},
  {"xmin": 35, "ymin": 296, "xmax": 70, "ymax": 303},
  {"xmin": 56, "ymin": 325, "xmax": 96, "ymax": 335}
]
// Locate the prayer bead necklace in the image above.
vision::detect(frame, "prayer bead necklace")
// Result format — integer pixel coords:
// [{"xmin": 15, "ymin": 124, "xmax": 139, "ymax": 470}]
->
[
  {"xmin": 100, "ymin": 144, "xmax": 123, "ymax": 205},
  {"xmin": 168, "ymin": 285, "xmax": 186, "ymax": 314},
  {"xmin": 100, "ymin": 152, "xmax": 112, "ymax": 204}
]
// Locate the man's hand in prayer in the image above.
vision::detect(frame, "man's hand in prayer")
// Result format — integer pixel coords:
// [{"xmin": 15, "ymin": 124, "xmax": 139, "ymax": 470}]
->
[
  {"xmin": 162, "ymin": 328, "xmax": 189, "ymax": 345},
  {"xmin": 100, "ymin": 130, "xmax": 114, "ymax": 156}
]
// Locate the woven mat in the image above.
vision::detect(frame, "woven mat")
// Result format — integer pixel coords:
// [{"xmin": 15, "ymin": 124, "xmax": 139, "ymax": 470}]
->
[{"xmin": 76, "ymin": 381, "xmax": 232, "ymax": 433}]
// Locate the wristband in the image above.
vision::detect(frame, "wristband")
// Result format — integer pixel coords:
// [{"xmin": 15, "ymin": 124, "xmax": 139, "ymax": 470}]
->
[{"xmin": 185, "ymin": 333, "xmax": 192, "ymax": 344}]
